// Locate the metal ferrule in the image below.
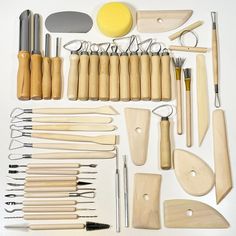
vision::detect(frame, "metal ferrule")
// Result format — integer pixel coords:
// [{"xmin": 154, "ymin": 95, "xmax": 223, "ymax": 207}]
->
[
  {"xmin": 214, "ymin": 84, "xmax": 219, "ymax": 93},
  {"xmin": 22, "ymin": 154, "xmax": 32, "ymax": 159},
  {"xmin": 23, "ymin": 109, "xmax": 33, "ymax": 114},
  {"xmin": 24, "ymin": 143, "xmax": 33, "ymax": 148},
  {"xmin": 22, "ymin": 132, "xmax": 31, "ymax": 137},
  {"xmin": 23, "ymin": 125, "xmax": 32, "ymax": 130}
]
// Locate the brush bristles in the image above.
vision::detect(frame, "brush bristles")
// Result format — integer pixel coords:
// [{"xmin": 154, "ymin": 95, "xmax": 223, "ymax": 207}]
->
[
  {"xmin": 183, "ymin": 68, "xmax": 191, "ymax": 79},
  {"xmin": 172, "ymin": 57, "xmax": 185, "ymax": 67}
]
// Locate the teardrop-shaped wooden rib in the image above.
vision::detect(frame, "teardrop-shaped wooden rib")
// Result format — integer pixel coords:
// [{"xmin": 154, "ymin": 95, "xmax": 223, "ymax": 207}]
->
[
  {"xmin": 174, "ymin": 149, "xmax": 214, "ymax": 196},
  {"xmin": 164, "ymin": 199, "xmax": 229, "ymax": 228}
]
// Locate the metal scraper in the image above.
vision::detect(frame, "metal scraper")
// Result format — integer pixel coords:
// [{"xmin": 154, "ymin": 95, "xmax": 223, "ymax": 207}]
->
[{"xmin": 45, "ymin": 11, "xmax": 93, "ymax": 33}]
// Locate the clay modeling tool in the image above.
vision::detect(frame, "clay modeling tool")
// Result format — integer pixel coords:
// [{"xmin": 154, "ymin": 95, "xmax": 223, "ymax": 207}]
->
[
  {"xmin": 78, "ymin": 41, "xmax": 90, "ymax": 100},
  {"xmin": 109, "ymin": 45, "xmax": 120, "ymax": 101},
  {"xmin": 169, "ymin": 45, "xmax": 208, "ymax": 53},
  {"xmin": 99, "ymin": 43, "xmax": 110, "ymax": 101},
  {"xmin": 125, "ymin": 108, "xmax": 150, "ymax": 166},
  {"xmin": 5, "ymin": 200, "xmax": 94, "ymax": 206},
  {"xmin": 5, "ymin": 221, "xmax": 110, "ymax": 231},
  {"xmin": 11, "ymin": 124, "xmax": 117, "ymax": 132},
  {"xmin": 30, "ymin": 14, "xmax": 42, "ymax": 100},
  {"xmin": 211, "ymin": 12, "xmax": 221, "ymax": 108},
  {"xmin": 123, "ymin": 155, "xmax": 129, "ymax": 227},
  {"xmin": 161, "ymin": 49, "xmax": 171, "ymax": 100},
  {"xmin": 10, "ymin": 132, "xmax": 117, "ymax": 145},
  {"xmin": 10, "ymin": 106, "xmax": 119, "ymax": 117},
  {"xmin": 97, "ymin": 2, "xmax": 132, "ymax": 37},
  {"xmin": 152, "ymin": 105, "xmax": 174, "ymax": 170},
  {"xmin": 172, "ymin": 57, "xmax": 185, "ymax": 135},
  {"xmin": 137, "ymin": 10, "xmax": 193, "ymax": 33},
  {"xmin": 42, "ymin": 33, "xmax": 52, "ymax": 99},
  {"xmin": 150, "ymin": 42, "xmax": 162, "ymax": 101},
  {"xmin": 184, "ymin": 68, "xmax": 192, "ymax": 147},
  {"xmin": 169, "ymin": 20, "xmax": 204, "ymax": 41},
  {"xmin": 17, "ymin": 10, "xmax": 31, "ymax": 100},
  {"xmin": 45, "ymin": 11, "xmax": 93, "ymax": 33},
  {"xmin": 51, "ymin": 37, "xmax": 62, "ymax": 99},
  {"xmin": 115, "ymin": 149, "xmax": 120, "ymax": 232},
  {"xmin": 196, "ymin": 54, "xmax": 209, "ymax": 145},
  {"xmin": 5, "ymin": 191, "xmax": 96, "ymax": 199},
  {"xmin": 5, "ymin": 213, "xmax": 97, "ymax": 220},
  {"xmin": 213, "ymin": 110, "xmax": 232, "ymax": 204},
  {"xmin": 133, "ymin": 173, "xmax": 161, "ymax": 229},
  {"xmin": 139, "ymin": 38, "xmax": 152, "ymax": 100},
  {"xmin": 174, "ymin": 149, "xmax": 214, "ymax": 196},
  {"xmin": 64, "ymin": 40, "xmax": 82, "ymax": 100},
  {"xmin": 164, "ymin": 199, "xmax": 229, "ymax": 228},
  {"xmin": 11, "ymin": 115, "xmax": 113, "ymax": 124}
]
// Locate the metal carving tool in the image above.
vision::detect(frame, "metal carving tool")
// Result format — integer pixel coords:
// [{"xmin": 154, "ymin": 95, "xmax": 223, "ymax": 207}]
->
[
  {"xmin": 115, "ymin": 149, "xmax": 120, "ymax": 232},
  {"xmin": 123, "ymin": 155, "xmax": 129, "ymax": 227}
]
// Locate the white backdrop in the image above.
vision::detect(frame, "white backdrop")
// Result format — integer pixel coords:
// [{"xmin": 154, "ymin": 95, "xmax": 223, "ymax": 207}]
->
[{"xmin": 0, "ymin": 0, "xmax": 236, "ymax": 235}]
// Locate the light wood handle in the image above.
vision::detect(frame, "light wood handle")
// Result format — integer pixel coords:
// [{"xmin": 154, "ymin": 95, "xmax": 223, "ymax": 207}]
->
[
  {"xmin": 24, "ymin": 186, "xmax": 78, "ymax": 192},
  {"xmin": 25, "ymin": 169, "xmax": 79, "ymax": 175},
  {"xmin": 119, "ymin": 55, "xmax": 130, "ymax": 101},
  {"xmin": 89, "ymin": 54, "xmax": 99, "ymax": 100},
  {"xmin": 29, "ymin": 223, "xmax": 84, "ymax": 230},
  {"xmin": 67, "ymin": 54, "xmax": 79, "ymax": 100},
  {"xmin": 186, "ymin": 91, "xmax": 192, "ymax": 147},
  {"xmin": 25, "ymin": 176, "xmax": 78, "ymax": 181},
  {"xmin": 130, "ymin": 54, "xmax": 140, "ymax": 100},
  {"xmin": 42, "ymin": 57, "xmax": 52, "ymax": 99},
  {"xmin": 51, "ymin": 57, "xmax": 62, "ymax": 99},
  {"xmin": 30, "ymin": 54, "xmax": 42, "ymax": 100},
  {"xmin": 212, "ymin": 29, "xmax": 218, "ymax": 85},
  {"xmin": 27, "ymin": 163, "xmax": 80, "ymax": 168},
  {"xmin": 140, "ymin": 54, "xmax": 151, "ymax": 100},
  {"xmin": 25, "ymin": 181, "xmax": 77, "ymax": 187},
  {"xmin": 99, "ymin": 54, "xmax": 109, "ymax": 101},
  {"xmin": 32, "ymin": 151, "xmax": 116, "ymax": 159},
  {"xmin": 176, "ymin": 79, "xmax": 183, "ymax": 134},
  {"xmin": 160, "ymin": 119, "xmax": 171, "ymax": 170},
  {"xmin": 17, "ymin": 51, "xmax": 30, "ymax": 100},
  {"xmin": 23, "ymin": 200, "xmax": 77, "ymax": 206},
  {"xmin": 22, "ymin": 206, "xmax": 76, "ymax": 212},
  {"xmin": 31, "ymin": 133, "xmax": 116, "ymax": 145},
  {"xmin": 169, "ymin": 45, "xmax": 208, "ymax": 53},
  {"xmin": 78, "ymin": 53, "xmax": 89, "ymax": 100},
  {"xmin": 161, "ymin": 55, "xmax": 171, "ymax": 101},
  {"xmin": 25, "ymin": 214, "xmax": 78, "ymax": 221},
  {"xmin": 109, "ymin": 55, "xmax": 120, "ymax": 101},
  {"xmin": 151, "ymin": 55, "xmax": 161, "ymax": 101},
  {"xmin": 24, "ymin": 192, "xmax": 70, "ymax": 198}
]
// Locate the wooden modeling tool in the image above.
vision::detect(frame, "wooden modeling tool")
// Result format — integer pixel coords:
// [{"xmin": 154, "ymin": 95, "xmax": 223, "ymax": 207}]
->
[
  {"xmin": 125, "ymin": 108, "xmax": 150, "ymax": 165},
  {"xmin": 161, "ymin": 49, "xmax": 171, "ymax": 100},
  {"xmin": 169, "ymin": 46, "xmax": 208, "ymax": 53},
  {"xmin": 174, "ymin": 149, "xmax": 214, "ymax": 196},
  {"xmin": 164, "ymin": 199, "xmax": 229, "ymax": 228},
  {"xmin": 213, "ymin": 109, "xmax": 232, "ymax": 204}
]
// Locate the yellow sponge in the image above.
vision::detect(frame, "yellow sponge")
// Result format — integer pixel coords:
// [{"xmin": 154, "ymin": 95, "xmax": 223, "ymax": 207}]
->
[{"xmin": 97, "ymin": 2, "xmax": 133, "ymax": 37}]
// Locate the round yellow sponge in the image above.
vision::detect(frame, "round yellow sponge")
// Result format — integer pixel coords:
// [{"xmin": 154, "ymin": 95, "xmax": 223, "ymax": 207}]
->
[{"xmin": 97, "ymin": 2, "xmax": 133, "ymax": 37}]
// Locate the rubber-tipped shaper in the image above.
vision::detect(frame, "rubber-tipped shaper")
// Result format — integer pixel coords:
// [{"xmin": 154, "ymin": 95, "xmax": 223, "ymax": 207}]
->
[{"xmin": 86, "ymin": 221, "xmax": 110, "ymax": 231}]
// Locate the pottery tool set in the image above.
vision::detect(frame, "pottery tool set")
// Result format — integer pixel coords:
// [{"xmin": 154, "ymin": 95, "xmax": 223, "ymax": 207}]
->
[{"xmin": 3, "ymin": 1, "xmax": 232, "ymax": 234}]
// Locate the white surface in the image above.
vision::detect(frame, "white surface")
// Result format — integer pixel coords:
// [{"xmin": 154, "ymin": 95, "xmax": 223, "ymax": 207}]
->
[{"xmin": 0, "ymin": 0, "xmax": 236, "ymax": 235}]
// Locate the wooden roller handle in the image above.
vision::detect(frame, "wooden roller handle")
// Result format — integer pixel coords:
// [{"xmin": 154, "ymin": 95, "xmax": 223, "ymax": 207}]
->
[
  {"xmin": 140, "ymin": 54, "xmax": 151, "ymax": 100},
  {"xmin": 25, "ymin": 214, "xmax": 78, "ymax": 221},
  {"xmin": 130, "ymin": 54, "xmax": 140, "ymax": 101},
  {"xmin": 24, "ymin": 192, "xmax": 70, "ymax": 198},
  {"xmin": 161, "ymin": 55, "xmax": 171, "ymax": 101},
  {"xmin": 89, "ymin": 54, "xmax": 99, "ymax": 100},
  {"xmin": 24, "ymin": 186, "xmax": 77, "ymax": 192},
  {"xmin": 160, "ymin": 119, "xmax": 171, "ymax": 170},
  {"xmin": 27, "ymin": 163, "xmax": 80, "ymax": 168},
  {"xmin": 67, "ymin": 54, "xmax": 79, "ymax": 100},
  {"xmin": 51, "ymin": 56, "xmax": 62, "ymax": 99},
  {"xmin": 17, "ymin": 51, "xmax": 30, "ymax": 100},
  {"xmin": 78, "ymin": 54, "xmax": 89, "ymax": 100},
  {"xmin": 151, "ymin": 55, "xmax": 161, "ymax": 101},
  {"xmin": 99, "ymin": 54, "xmax": 109, "ymax": 101},
  {"xmin": 109, "ymin": 54, "xmax": 120, "ymax": 101},
  {"xmin": 212, "ymin": 29, "xmax": 218, "ymax": 85},
  {"xmin": 25, "ymin": 169, "xmax": 79, "ymax": 175},
  {"xmin": 120, "ymin": 55, "xmax": 130, "ymax": 101},
  {"xmin": 30, "ymin": 54, "xmax": 42, "ymax": 100},
  {"xmin": 25, "ymin": 176, "xmax": 78, "ymax": 181},
  {"xmin": 25, "ymin": 181, "xmax": 77, "ymax": 187},
  {"xmin": 23, "ymin": 200, "xmax": 77, "ymax": 206},
  {"xmin": 169, "ymin": 46, "xmax": 208, "ymax": 53},
  {"xmin": 186, "ymin": 91, "xmax": 192, "ymax": 147},
  {"xmin": 176, "ymin": 79, "xmax": 183, "ymax": 135},
  {"xmin": 22, "ymin": 206, "xmax": 76, "ymax": 212},
  {"xmin": 42, "ymin": 57, "xmax": 51, "ymax": 99},
  {"xmin": 29, "ymin": 223, "xmax": 84, "ymax": 230}
]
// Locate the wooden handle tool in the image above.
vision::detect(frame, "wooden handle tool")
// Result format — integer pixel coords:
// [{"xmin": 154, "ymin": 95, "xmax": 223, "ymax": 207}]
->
[
  {"xmin": 161, "ymin": 50, "xmax": 171, "ymax": 100},
  {"xmin": 21, "ymin": 200, "xmax": 80, "ymax": 206},
  {"xmin": 25, "ymin": 181, "xmax": 78, "ymax": 187},
  {"xmin": 169, "ymin": 46, "xmax": 208, "ymax": 53},
  {"xmin": 23, "ymin": 192, "xmax": 95, "ymax": 198},
  {"xmin": 25, "ymin": 169, "xmax": 84, "ymax": 176},
  {"xmin": 26, "ymin": 163, "xmax": 95, "ymax": 169},
  {"xmin": 19, "ymin": 214, "xmax": 90, "ymax": 220},
  {"xmin": 89, "ymin": 49, "xmax": 99, "ymax": 100},
  {"xmin": 151, "ymin": 52, "xmax": 161, "ymax": 101},
  {"xmin": 25, "ymin": 176, "xmax": 78, "ymax": 181},
  {"xmin": 22, "ymin": 186, "xmax": 95, "ymax": 192}
]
